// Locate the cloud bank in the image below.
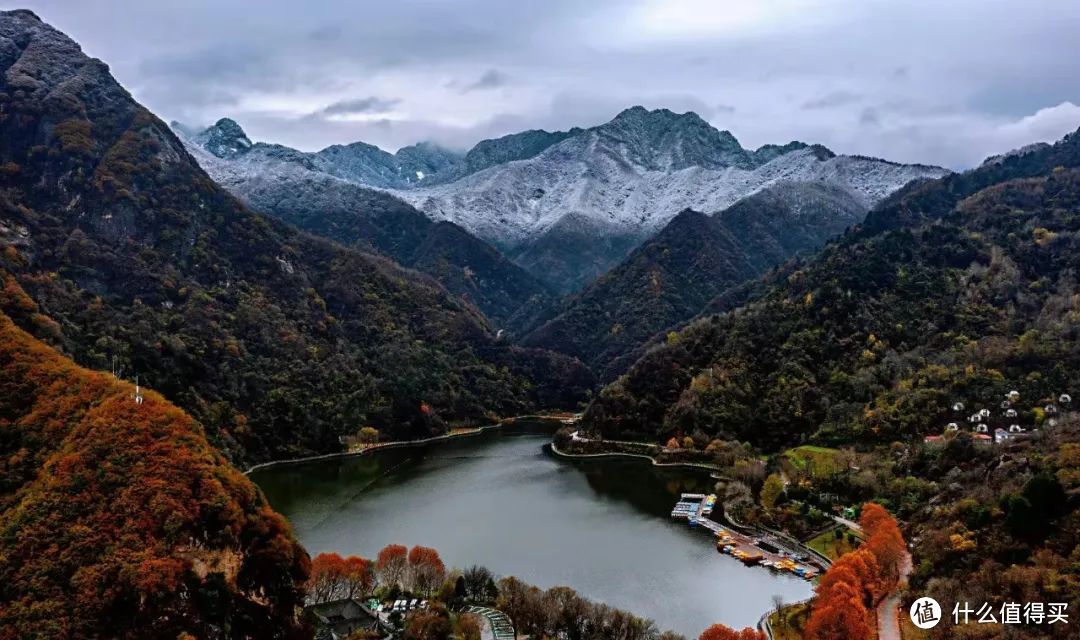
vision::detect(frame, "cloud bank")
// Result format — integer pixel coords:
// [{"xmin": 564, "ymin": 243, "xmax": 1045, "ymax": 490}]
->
[{"xmin": 23, "ymin": 0, "xmax": 1080, "ymax": 168}]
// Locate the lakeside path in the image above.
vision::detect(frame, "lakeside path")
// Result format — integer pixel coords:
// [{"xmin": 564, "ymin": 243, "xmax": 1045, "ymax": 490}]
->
[
  {"xmin": 877, "ymin": 552, "xmax": 914, "ymax": 640},
  {"xmin": 243, "ymin": 414, "xmax": 575, "ymax": 474}
]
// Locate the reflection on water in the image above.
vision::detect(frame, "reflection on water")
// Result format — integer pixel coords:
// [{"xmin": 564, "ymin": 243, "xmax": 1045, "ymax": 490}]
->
[{"xmin": 252, "ymin": 431, "xmax": 811, "ymax": 636}]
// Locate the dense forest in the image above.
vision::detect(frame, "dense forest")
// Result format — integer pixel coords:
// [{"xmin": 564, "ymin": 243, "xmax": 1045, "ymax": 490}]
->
[
  {"xmin": 522, "ymin": 183, "xmax": 867, "ymax": 379},
  {"xmin": 0, "ymin": 302, "xmax": 310, "ymax": 638},
  {"xmin": 584, "ymin": 130, "xmax": 1080, "ymax": 449},
  {"xmin": 0, "ymin": 10, "xmax": 591, "ymax": 467}
]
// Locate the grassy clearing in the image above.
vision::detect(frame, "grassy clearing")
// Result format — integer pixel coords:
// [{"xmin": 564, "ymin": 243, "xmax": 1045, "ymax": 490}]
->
[
  {"xmin": 784, "ymin": 445, "xmax": 843, "ymax": 478},
  {"xmin": 767, "ymin": 602, "xmax": 811, "ymax": 640},
  {"xmin": 806, "ymin": 527, "xmax": 862, "ymax": 560}
]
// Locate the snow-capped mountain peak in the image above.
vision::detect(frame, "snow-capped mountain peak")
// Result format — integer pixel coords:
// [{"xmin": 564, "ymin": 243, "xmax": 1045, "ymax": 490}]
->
[
  {"xmin": 195, "ymin": 117, "xmax": 252, "ymax": 159},
  {"xmin": 594, "ymin": 106, "xmax": 754, "ymax": 170}
]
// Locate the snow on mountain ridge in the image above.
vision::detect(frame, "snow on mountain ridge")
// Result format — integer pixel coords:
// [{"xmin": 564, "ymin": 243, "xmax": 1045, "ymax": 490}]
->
[
  {"xmin": 175, "ymin": 108, "xmax": 950, "ymax": 293},
  {"xmin": 398, "ymin": 134, "xmax": 950, "ymax": 249}
]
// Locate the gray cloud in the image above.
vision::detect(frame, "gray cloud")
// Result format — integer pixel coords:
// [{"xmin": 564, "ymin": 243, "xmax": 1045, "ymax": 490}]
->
[
  {"xmin": 802, "ymin": 91, "xmax": 862, "ymax": 110},
  {"xmin": 319, "ymin": 96, "xmax": 402, "ymax": 116},
  {"xmin": 20, "ymin": 0, "xmax": 1080, "ymax": 169},
  {"xmin": 460, "ymin": 69, "xmax": 510, "ymax": 93}
]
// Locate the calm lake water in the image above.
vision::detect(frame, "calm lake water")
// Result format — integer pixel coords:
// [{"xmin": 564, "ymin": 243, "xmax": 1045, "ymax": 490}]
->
[{"xmin": 251, "ymin": 430, "xmax": 811, "ymax": 636}]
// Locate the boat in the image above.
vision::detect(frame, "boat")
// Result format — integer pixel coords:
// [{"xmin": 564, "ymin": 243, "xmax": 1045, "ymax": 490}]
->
[{"xmin": 740, "ymin": 551, "xmax": 764, "ymax": 565}]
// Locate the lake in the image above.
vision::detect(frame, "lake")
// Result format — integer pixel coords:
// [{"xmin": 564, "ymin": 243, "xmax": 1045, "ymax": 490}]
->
[{"xmin": 251, "ymin": 429, "xmax": 811, "ymax": 637}]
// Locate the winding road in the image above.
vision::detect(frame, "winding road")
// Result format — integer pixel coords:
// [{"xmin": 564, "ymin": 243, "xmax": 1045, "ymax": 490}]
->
[{"xmin": 877, "ymin": 552, "xmax": 914, "ymax": 640}]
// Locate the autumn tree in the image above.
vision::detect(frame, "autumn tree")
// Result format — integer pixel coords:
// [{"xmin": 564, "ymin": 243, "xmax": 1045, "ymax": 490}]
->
[
  {"xmin": 357, "ymin": 426, "xmax": 380, "ymax": 444},
  {"xmin": 309, "ymin": 553, "xmax": 348, "ymax": 603},
  {"xmin": 403, "ymin": 606, "xmax": 452, "ymax": 640},
  {"xmin": 456, "ymin": 613, "xmax": 482, "ymax": 640},
  {"xmin": 803, "ymin": 578, "xmax": 872, "ymax": 640},
  {"xmin": 858, "ymin": 502, "xmax": 891, "ymax": 538},
  {"xmin": 308, "ymin": 553, "xmax": 375, "ymax": 602},
  {"xmin": 760, "ymin": 473, "xmax": 784, "ymax": 510},
  {"xmin": 859, "ymin": 503, "xmax": 906, "ymax": 586},
  {"xmin": 342, "ymin": 555, "xmax": 376, "ymax": 599},
  {"xmin": 376, "ymin": 544, "xmax": 410, "ymax": 589},
  {"xmin": 804, "ymin": 503, "xmax": 906, "ymax": 639},
  {"xmin": 698, "ymin": 623, "xmax": 765, "ymax": 640},
  {"xmin": 408, "ymin": 545, "xmax": 447, "ymax": 595}
]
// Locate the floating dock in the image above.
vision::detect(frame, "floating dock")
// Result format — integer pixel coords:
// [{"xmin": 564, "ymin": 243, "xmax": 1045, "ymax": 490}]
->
[{"xmin": 672, "ymin": 494, "xmax": 818, "ymax": 581}]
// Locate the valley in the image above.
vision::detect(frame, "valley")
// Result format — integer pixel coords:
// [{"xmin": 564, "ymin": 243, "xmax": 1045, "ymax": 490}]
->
[{"xmin": 1, "ymin": 5, "xmax": 1078, "ymax": 640}]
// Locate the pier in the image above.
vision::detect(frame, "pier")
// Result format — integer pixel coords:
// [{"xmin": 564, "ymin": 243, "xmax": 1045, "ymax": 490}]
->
[{"xmin": 671, "ymin": 493, "xmax": 819, "ymax": 581}]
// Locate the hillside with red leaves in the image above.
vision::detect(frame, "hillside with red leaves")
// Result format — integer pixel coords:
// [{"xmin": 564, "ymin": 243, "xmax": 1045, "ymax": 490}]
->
[{"xmin": 0, "ymin": 293, "xmax": 310, "ymax": 639}]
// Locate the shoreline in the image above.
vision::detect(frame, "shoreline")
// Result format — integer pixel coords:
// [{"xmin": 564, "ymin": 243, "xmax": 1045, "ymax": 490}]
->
[
  {"xmin": 252, "ymin": 420, "xmax": 818, "ymax": 637},
  {"xmin": 551, "ymin": 439, "xmax": 830, "ymax": 640},
  {"xmin": 547, "ymin": 441, "xmax": 724, "ymax": 474},
  {"xmin": 244, "ymin": 417, "xmax": 567, "ymax": 475}
]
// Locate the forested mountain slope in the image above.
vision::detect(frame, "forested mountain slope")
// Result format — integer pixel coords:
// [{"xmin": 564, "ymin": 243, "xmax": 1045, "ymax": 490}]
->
[
  {"xmin": 0, "ymin": 301, "xmax": 309, "ymax": 638},
  {"xmin": 0, "ymin": 9, "xmax": 590, "ymax": 466},
  {"xmin": 582, "ymin": 130, "xmax": 1080, "ymax": 449},
  {"xmin": 521, "ymin": 182, "xmax": 866, "ymax": 379}
]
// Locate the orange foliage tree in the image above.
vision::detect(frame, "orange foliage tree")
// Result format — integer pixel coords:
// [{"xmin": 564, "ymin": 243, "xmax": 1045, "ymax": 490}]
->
[
  {"xmin": 802, "ymin": 579, "xmax": 872, "ymax": 640},
  {"xmin": 699, "ymin": 623, "xmax": 766, "ymax": 640},
  {"xmin": 376, "ymin": 543, "xmax": 410, "ymax": 589},
  {"xmin": 409, "ymin": 545, "xmax": 447, "ymax": 595},
  {"xmin": 803, "ymin": 502, "xmax": 907, "ymax": 640},
  {"xmin": 308, "ymin": 552, "xmax": 375, "ymax": 603}
]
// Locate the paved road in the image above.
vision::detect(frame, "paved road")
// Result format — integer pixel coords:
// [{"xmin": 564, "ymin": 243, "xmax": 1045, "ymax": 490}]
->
[
  {"xmin": 830, "ymin": 514, "xmax": 864, "ymax": 533},
  {"xmin": 877, "ymin": 552, "xmax": 913, "ymax": 640}
]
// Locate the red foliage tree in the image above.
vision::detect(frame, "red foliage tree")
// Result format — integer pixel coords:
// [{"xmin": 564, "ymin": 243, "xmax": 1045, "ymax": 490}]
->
[
  {"xmin": 308, "ymin": 553, "xmax": 375, "ymax": 603},
  {"xmin": 857, "ymin": 502, "xmax": 907, "ymax": 588},
  {"xmin": 858, "ymin": 502, "xmax": 892, "ymax": 538},
  {"xmin": 377, "ymin": 543, "xmax": 410, "ymax": 589},
  {"xmin": 698, "ymin": 623, "xmax": 766, "ymax": 640},
  {"xmin": 409, "ymin": 545, "xmax": 447, "ymax": 595},
  {"xmin": 309, "ymin": 552, "xmax": 348, "ymax": 603},
  {"xmin": 803, "ymin": 579, "xmax": 872, "ymax": 640},
  {"xmin": 804, "ymin": 503, "xmax": 907, "ymax": 639},
  {"xmin": 343, "ymin": 555, "xmax": 376, "ymax": 598}
]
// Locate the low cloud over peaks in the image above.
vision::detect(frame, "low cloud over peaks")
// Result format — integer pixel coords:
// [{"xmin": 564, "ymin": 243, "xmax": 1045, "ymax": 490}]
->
[{"xmin": 320, "ymin": 96, "xmax": 402, "ymax": 117}]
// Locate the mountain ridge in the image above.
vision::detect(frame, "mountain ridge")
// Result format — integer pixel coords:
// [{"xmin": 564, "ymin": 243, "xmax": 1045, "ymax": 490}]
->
[
  {"xmin": 398, "ymin": 109, "xmax": 950, "ymax": 291},
  {"xmin": 176, "ymin": 132, "xmax": 553, "ymax": 325},
  {"xmin": 181, "ymin": 108, "xmax": 948, "ymax": 293}
]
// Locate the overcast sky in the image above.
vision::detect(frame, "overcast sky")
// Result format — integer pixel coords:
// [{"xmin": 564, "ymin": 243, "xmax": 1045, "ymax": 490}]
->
[{"xmin": 23, "ymin": 0, "xmax": 1080, "ymax": 168}]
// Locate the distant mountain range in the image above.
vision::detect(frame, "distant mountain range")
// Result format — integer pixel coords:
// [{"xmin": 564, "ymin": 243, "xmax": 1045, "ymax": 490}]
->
[{"xmin": 177, "ymin": 108, "xmax": 949, "ymax": 293}]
